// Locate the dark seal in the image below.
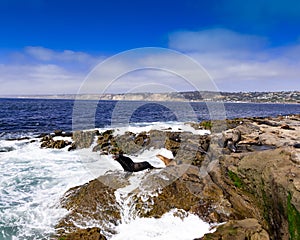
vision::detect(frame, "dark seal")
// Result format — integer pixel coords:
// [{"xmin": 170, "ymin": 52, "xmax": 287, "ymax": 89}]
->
[
  {"xmin": 113, "ymin": 154, "xmax": 155, "ymax": 172},
  {"xmin": 294, "ymin": 143, "xmax": 300, "ymax": 149}
]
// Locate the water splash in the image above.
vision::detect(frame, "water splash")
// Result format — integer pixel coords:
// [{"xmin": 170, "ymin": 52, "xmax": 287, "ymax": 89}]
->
[{"xmin": 112, "ymin": 172, "xmax": 213, "ymax": 240}]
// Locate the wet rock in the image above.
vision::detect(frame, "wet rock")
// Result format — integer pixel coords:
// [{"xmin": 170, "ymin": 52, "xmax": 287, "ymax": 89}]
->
[
  {"xmin": 40, "ymin": 134, "xmax": 71, "ymax": 149},
  {"xmin": 165, "ymin": 132, "xmax": 181, "ymax": 156},
  {"xmin": 169, "ymin": 133, "xmax": 211, "ymax": 166},
  {"xmin": 0, "ymin": 146, "xmax": 15, "ymax": 152},
  {"xmin": 134, "ymin": 132, "xmax": 150, "ymax": 147},
  {"xmin": 281, "ymin": 124, "xmax": 295, "ymax": 130},
  {"xmin": 57, "ymin": 227, "xmax": 107, "ymax": 240},
  {"xmin": 130, "ymin": 165, "xmax": 232, "ymax": 223},
  {"xmin": 93, "ymin": 129, "xmax": 166, "ymax": 155},
  {"xmin": 147, "ymin": 130, "xmax": 167, "ymax": 149},
  {"xmin": 41, "ymin": 135, "xmax": 52, "ymax": 142},
  {"xmin": 40, "ymin": 139, "xmax": 71, "ymax": 149},
  {"xmin": 68, "ymin": 142, "xmax": 77, "ymax": 151},
  {"xmin": 51, "ymin": 130, "xmax": 72, "ymax": 138},
  {"xmin": 71, "ymin": 130, "xmax": 99, "ymax": 149},
  {"xmin": 6, "ymin": 136, "xmax": 30, "ymax": 141},
  {"xmin": 54, "ymin": 129, "xmax": 63, "ymax": 136},
  {"xmin": 253, "ymin": 118, "xmax": 280, "ymax": 127},
  {"xmin": 114, "ymin": 132, "xmax": 142, "ymax": 154},
  {"xmin": 56, "ymin": 173, "xmax": 129, "ymax": 238},
  {"xmin": 201, "ymin": 218, "xmax": 269, "ymax": 240},
  {"xmin": 100, "ymin": 131, "xmax": 125, "ymax": 154}
]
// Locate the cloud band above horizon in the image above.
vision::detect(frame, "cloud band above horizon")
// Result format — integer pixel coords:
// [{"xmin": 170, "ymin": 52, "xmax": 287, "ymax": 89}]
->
[{"xmin": 0, "ymin": 28, "xmax": 299, "ymax": 95}]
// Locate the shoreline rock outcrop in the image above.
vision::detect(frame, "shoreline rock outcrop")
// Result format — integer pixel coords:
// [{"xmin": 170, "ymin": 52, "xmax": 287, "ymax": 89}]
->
[{"xmin": 52, "ymin": 114, "xmax": 300, "ymax": 239}]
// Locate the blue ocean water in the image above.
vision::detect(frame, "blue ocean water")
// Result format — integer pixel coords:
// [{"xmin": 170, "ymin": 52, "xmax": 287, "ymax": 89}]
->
[{"xmin": 0, "ymin": 98, "xmax": 299, "ymax": 139}]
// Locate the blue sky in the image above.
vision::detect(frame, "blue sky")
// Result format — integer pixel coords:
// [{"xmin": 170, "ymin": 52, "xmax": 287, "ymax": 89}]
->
[{"xmin": 1, "ymin": 0, "xmax": 300, "ymax": 94}]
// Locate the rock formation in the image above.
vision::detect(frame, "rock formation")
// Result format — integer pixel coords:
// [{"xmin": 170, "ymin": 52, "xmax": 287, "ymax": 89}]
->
[
  {"xmin": 40, "ymin": 131, "xmax": 72, "ymax": 149},
  {"xmin": 200, "ymin": 218, "xmax": 270, "ymax": 240},
  {"xmin": 52, "ymin": 114, "xmax": 300, "ymax": 239}
]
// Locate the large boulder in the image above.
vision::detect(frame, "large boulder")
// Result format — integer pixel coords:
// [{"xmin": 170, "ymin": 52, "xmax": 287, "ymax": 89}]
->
[
  {"xmin": 235, "ymin": 148, "xmax": 300, "ymax": 239},
  {"xmin": 56, "ymin": 172, "xmax": 129, "ymax": 238},
  {"xmin": 129, "ymin": 165, "xmax": 232, "ymax": 223},
  {"xmin": 201, "ymin": 218, "xmax": 269, "ymax": 240},
  {"xmin": 71, "ymin": 130, "xmax": 99, "ymax": 150}
]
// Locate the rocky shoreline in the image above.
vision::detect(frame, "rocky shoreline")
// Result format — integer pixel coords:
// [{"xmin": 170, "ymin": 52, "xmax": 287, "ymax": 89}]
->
[{"xmin": 39, "ymin": 115, "xmax": 300, "ymax": 240}]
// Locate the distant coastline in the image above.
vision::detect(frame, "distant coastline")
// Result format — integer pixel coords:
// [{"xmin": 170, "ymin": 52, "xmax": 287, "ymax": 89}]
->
[{"xmin": 1, "ymin": 91, "xmax": 299, "ymax": 104}]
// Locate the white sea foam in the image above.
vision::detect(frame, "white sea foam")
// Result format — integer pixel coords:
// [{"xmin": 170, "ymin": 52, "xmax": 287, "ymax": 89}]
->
[
  {"xmin": 112, "ymin": 170, "xmax": 214, "ymax": 240},
  {"xmin": 111, "ymin": 209, "xmax": 214, "ymax": 240},
  {"xmin": 113, "ymin": 121, "xmax": 210, "ymax": 136},
  {"xmin": 0, "ymin": 139, "xmax": 99, "ymax": 239},
  {"xmin": 52, "ymin": 136, "xmax": 73, "ymax": 142}
]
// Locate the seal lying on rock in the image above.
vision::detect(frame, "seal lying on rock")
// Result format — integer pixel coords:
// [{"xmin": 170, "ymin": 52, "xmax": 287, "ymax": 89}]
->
[
  {"xmin": 222, "ymin": 129, "xmax": 241, "ymax": 153},
  {"xmin": 113, "ymin": 154, "xmax": 156, "ymax": 172},
  {"xmin": 156, "ymin": 154, "xmax": 177, "ymax": 166}
]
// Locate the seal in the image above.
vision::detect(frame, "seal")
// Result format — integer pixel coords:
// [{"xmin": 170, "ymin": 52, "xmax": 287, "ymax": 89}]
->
[
  {"xmin": 222, "ymin": 129, "xmax": 241, "ymax": 153},
  {"xmin": 113, "ymin": 154, "xmax": 155, "ymax": 172},
  {"xmin": 156, "ymin": 154, "xmax": 177, "ymax": 166}
]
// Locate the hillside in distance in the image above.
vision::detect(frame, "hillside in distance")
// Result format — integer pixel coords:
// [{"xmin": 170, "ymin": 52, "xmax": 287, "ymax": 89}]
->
[{"xmin": 3, "ymin": 91, "xmax": 300, "ymax": 103}]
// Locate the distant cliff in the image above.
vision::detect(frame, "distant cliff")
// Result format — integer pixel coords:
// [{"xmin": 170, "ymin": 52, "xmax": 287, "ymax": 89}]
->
[{"xmin": 3, "ymin": 91, "xmax": 300, "ymax": 103}]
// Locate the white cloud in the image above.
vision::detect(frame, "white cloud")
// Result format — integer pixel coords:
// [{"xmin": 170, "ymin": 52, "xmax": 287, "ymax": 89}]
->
[
  {"xmin": 1, "ymin": 30, "xmax": 300, "ymax": 96},
  {"xmin": 168, "ymin": 29, "xmax": 300, "ymax": 91},
  {"xmin": 169, "ymin": 28, "xmax": 268, "ymax": 54},
  {"xmin": 78, "ymin": 48, "xmax": 220, "ymax": 95},
  {"xmin": 24, "ymin": 46, "xmax": 97, "ymax": 64},
  {"xmin": 0, "ymin": 47, "xmax": 104, "ymax": 95},
  {"xmin": 104, "ymin": 69, "xmax": 194, "ymax": 94},
  {"xmin": 0, "ymin": 63, "xmax": 84, "ymax": 95}
]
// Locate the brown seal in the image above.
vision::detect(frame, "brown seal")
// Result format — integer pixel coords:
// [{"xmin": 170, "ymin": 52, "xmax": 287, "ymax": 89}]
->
[
  {"xmin": 113, "ymin": 154, "xmax": 155, "ymax": 172},
  {"xmin": 156, "ymin": 154, "xmax": 177, "ymax": 166}
]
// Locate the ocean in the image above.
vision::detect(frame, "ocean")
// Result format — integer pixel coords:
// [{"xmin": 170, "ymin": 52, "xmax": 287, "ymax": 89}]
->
[
  {"xmin": 1, "ymin": 98, "xmax": 300, "ymax": 140},
  {"xmin": 0, "ymin": 98, "xmax": 299, "ymax": 239}
]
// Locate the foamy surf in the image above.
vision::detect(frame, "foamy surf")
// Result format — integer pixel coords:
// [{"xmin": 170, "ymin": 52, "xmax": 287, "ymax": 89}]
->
[
  {"xmin": 0, "ymin": 138, "xmax": 98, "ymax": 239},
  {"xmin": 112, "ymin": 170, "xmax": 215, "ymax": 240},
  {"xmin": 111, "ymin": 209, "xmax": 214, "ymax": 240},
  {"xmin": 113, "ymin": 121, "xmax": 211, "ymax": 136}
]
